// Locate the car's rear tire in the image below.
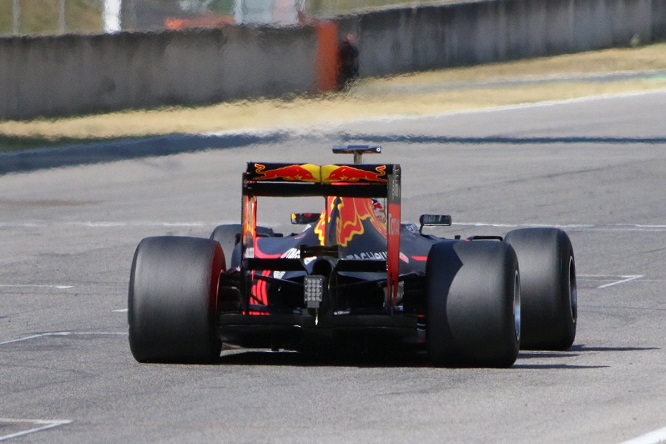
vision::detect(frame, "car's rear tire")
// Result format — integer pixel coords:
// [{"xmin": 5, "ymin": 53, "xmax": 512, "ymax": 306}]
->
[
  {"xmin": 426, "ymin": 240, "xmax": 520, "ymax": 368},
  {"xmin": 128, "ymin": 236, "xmax": 224, "ymax": 363},
  {"xmin": 505, "ymin": 228, "xmax": 577, "ymax": 350}
]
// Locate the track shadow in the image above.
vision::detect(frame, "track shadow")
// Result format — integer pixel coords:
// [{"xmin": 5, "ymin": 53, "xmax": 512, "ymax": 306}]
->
[
  {"xmin": 217, "ymin": 349, "xmax": 431, "ymax": 368},
  {"xmin": 514, "ymin": 349, "xmax": 603, "ymax": 369},
  {"xmin": 568, "ymin": 344, "xmax": 660, "ymax": 352},
  {"xmin": 216, "ymin": 342, "xmax": 660, "ymax": 369},
  {"xmin": 0, "ymin": 131, "xmax": 288, "ymax": 175},
  {"xmin": 511, "ymin": 344, "xmax": 659, "ymax": 369},
  {"xmin": 512, "ymin": 363, "xmax": 610, "ymax": 369},
  {"xmin": 4, "ymin": 129, "xmax": 666, "ymax": 176},
  {"xmin": 339, "ymin": 133, "xmax": 666, "ymax": 146},
  {"xmin": 519, "ymin": 344, "xmax": 660, "ymax": 358},
  {"xmin": 4, "ymin": 130, "xmax": 665, "ymax": 176},
  {"xmin": 518, "ymin": 351, "xmax": 581, "ymax": 359}
]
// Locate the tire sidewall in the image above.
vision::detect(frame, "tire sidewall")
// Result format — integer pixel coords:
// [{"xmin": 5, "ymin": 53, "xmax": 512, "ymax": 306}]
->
[
  {"xmin": 426, "ymin": 240, "xmax": 519, "ymax": 367},
  {"xmin": 505, "ymin": 228, "xmax": 576, "ymax": 350},
  {"xmin": 129, "ymin": 236, "xmax": 223, "ymax": 363}
]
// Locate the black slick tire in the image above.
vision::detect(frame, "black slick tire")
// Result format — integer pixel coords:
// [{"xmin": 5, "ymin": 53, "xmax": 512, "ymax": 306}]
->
[
  {"xmin": 504, "ymin": 228, "xmax": 577, "ymax": 350},
  {"xmin": 128, "ymin": 236, "xmax": 224, "ymax": 363},
  {"xmin": 426, "ymin": 240, "xmax": 520, "ymax": 368}
]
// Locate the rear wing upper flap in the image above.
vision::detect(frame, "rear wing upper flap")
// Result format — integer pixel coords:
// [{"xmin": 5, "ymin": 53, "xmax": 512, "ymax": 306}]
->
[
  {"xmin": 245, "ymin": 162, "xmax": 394, "ymax": 183},
  {"xmin": 244, "ymin": 162, "xmax": 399, "ymax": 198}
]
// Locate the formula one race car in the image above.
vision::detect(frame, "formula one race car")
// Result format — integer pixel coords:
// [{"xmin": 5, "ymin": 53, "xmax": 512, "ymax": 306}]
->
[{"xmin": 128, "ymin": 146, "xmax": 577, "ymax": 367}]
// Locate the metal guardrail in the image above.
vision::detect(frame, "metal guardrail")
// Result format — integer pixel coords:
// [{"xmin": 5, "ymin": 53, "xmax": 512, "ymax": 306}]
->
[{"xmin": 0, "ymin": 0, "xmax": 456, "ymax": 36}]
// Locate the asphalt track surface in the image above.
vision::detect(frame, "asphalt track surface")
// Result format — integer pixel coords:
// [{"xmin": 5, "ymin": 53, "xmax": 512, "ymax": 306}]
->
[{"xmin": 1, "ymin": 90, "xmax": 666, "ymax": 443}]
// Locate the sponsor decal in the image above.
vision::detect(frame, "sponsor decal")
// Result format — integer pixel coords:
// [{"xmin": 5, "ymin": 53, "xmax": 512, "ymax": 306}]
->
[
  {"xmin": 281, "ymin": 247, "xmax": 300, "ymax": 259},
  {"xmin": 321, "ymin": 164, "xmax": 387, "ymax": 183},
  {"xmin": 274, "ymin": 271, "xmax": 286, "ymax": 279},
  {"xmin": 279, "ymin": 247, "xmax": 314, "ymax": 265},
  {"xmin": 345, "ymin": 251, "xmax": 388, "ymax": 260},
  {"xmin": 252, "ymin": 163, "xmax": 320, "ymax": 182},
  {"xmin": 315, "ymin": 197, "xmax": 387, "ymax": 247}
]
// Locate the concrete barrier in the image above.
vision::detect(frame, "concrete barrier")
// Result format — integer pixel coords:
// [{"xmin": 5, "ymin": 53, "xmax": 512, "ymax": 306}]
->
[
  {"xmin": 653, "ymin": 0, "xmax": 666, "ymax": 40},
  {"xmin": 0, "ymin": 26, "xmax": 318, "ymax": 120},
  {"xmin": 1, "ymin": 0, "xmax": 666, "ymax": 120},
  {"xmin": 337, "ymin": 0, "xmax": 666, "ymax": 78}
]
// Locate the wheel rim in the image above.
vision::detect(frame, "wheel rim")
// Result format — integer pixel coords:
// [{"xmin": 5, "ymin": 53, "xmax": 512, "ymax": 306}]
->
[
  {"xmin": 514, "ymin": 270, "xmax": 521, "ymax": 341},
  {"xmin": 568, "ymin": 256, "xmax": 578, "ymax": 323}
]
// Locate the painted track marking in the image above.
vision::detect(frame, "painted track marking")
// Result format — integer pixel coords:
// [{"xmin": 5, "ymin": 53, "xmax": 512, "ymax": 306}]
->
[
  {"xmin": 621, "ymin": 426, "xmax": 666, "ymax": 444},
  {"xmin": 1, "ymin": 220, "xmax": 665, "ymax": 232},
  {"xmin": 0, "ymin": 221, "xmax": 216, "ymax": 229},
  {"xmin": 597, "ymin": 275, "xmax": 644, "ymax": 289},
  {"xmin": 0, "ymin": 419, "xmax": 72, "ymax": 442},
  {"xmin": 579, "ymin": 274, "xmax": 645, "ymax": 289},
  {"xmin": 0, "ymin": 331, "xmax": 127, "ymax": 346},
  {"xmin": 0, "ymin": 284, "xmax": 73, "ymax": 289},
  {"xmin": 454, "ymin": 222, "xmax": 666, "ymax": 232}
]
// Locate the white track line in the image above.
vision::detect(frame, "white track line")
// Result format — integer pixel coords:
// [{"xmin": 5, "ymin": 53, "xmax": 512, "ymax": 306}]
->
[
  {"xmin": 0, "ymin": 419, "xmax": 72, "ymax": 442},
  {"xmin": 454, "ymin": 222, "xmax": 666, "ymax": 232},
  {"xmin": 578, "ymin": 274, "xmax": 644, "ymax": 289},
  {"xmin": 621, "ymin": 426, "xmax": 666, "ymax": 444},
  {"xmin": 2, "ymin": 221, "xmax": 666, "ymax": 232},
  {"xmin": 597, "ymin": 275, "xmax": 644, "ymax": 289},
  {"xmin": 0, "ymin": 284, "xmax": 73, "ymax": 289},
  {"xmin": 0, "ymin": 331, "xmax": 127, "ymax": 346},
  {"xmin": 0, "ymin": 221, "xmax": 214, "ymax": 229}
]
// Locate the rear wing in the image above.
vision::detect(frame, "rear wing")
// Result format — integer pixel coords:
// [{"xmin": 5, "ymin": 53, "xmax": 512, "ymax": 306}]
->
[
  {"xmin": 240, "ymin": 160, "xmax": 402, "ymax": 310},
  {"xmin": 243, "ymin": 162, "xmax": 396, "ymax": 198}
]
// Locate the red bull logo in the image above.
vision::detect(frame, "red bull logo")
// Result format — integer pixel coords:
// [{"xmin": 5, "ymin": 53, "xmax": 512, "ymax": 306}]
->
[
  {"xmin": 249, "ymin": 163, "xmax": 389, "ymax": 184},
  {"xmin": 252, "ymin": 163, "xmax": 320, "ymax": 182},
  {"xmin": 321, "ymin": 164, "xmax": 387, "ymax": 183},
  {"xmin": 315, "ymin": 197, "xmax": 387, "ymax": 247}
]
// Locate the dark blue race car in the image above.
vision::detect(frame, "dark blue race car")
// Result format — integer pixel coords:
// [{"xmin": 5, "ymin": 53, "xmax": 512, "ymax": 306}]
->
[{"xmin": 128, "ymin": 146, "xmax": 577, "ymax": 367}]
